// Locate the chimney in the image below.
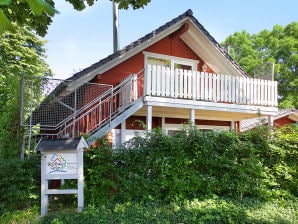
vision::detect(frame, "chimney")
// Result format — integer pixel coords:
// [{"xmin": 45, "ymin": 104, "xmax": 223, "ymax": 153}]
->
[{"xmin": 113, "ymin": 1, "xmax": 119, "ymax": 53}]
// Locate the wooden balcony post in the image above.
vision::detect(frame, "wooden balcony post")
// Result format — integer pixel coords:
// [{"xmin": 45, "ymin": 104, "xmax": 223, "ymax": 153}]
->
[
  {"xmin": 230, "ymin": 121, "xmax": 235, "ymax": 131},
  {"xmin": 146, "ymin": 105, "xmax": 152, "ymax": 132},
  {"xmin": 121, "ymin": 121, "xmax": 126, "ymax": 144},
  {"xmin": 190, "ymin": 109, "xmax": 195, "ymax": 125}
]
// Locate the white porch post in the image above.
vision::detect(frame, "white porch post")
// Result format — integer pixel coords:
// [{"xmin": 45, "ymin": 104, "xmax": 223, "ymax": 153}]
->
[
  {"xmin": 230, "ymin": 121, "xmax": 235, "ymax": 131},
  {"xmin": 268, "ymin": 115, "xmax": 274, "ymax": 136},
  {"xmin": 146, "ymin": 105, "xmax": 152, "ymax": 132},
  {"xmin": 190, "ymin": 109, "xmax": 195, "ymax": 125},
  {"xmin": 161, "ymin": 117, "xmax": 166, "ymax": 133},
  {"xmin": 121, "ymin": 121, "xmax": 126, "ymax": 144}
]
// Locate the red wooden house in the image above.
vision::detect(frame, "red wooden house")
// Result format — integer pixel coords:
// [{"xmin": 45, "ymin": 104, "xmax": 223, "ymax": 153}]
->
[{"xmin": 30, "ymin": 10, "xmax": 278, "ymax": 147}]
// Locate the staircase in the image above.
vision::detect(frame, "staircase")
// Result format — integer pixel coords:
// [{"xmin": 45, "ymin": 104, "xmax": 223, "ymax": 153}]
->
[
  {"xmin": 23, "ymin": 73, "xmax": 144, "ymax": 149},
  {"xmin": 56, "ymin": 73, "xmax": 144, "ymax": 146}
]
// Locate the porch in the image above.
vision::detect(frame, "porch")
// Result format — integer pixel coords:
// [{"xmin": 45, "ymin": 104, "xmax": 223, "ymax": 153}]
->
[{"xmin": 23, "ymin": 64, "xmax": 278, "ymax": 145}]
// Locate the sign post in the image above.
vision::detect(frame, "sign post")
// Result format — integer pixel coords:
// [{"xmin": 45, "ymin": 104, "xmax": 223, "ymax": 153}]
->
[{"xmin": 36, "ymin": 137, "xmax": 88, "ymax": 216}]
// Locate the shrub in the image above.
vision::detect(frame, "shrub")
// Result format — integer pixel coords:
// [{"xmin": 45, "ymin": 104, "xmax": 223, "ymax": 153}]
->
[
  {"xmin": 0, "ymin": 154, "xmax": 40, "ymax": 213},
  {"xmin": 82, "ymin": 126, "xmax": 298, "ymax": 204}
]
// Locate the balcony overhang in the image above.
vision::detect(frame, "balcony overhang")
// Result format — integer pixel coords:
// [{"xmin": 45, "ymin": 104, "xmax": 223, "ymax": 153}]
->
[{"xmin": 140, "ymin": 96, "xmax": 277, "ymax": 121}]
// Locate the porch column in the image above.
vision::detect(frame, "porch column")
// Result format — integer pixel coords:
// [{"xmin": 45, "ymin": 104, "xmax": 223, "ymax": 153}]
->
[
  {"xmin": 161, "ymin": 117, "xmax": 166, "ymax": 133},
  {"xmin": 268, "ymin": 115, "xmax": 274, "ymax": 136},
  {"xmin": 121, "ymin": 121, "xmax": 126, "ymax": 144},
  {"xmin": 190, "ymin": 109, "xmax": 195, "ymax": 125},
  {"xmin": 146, "ymin": 105, "xmax": 152, "ymax": 132},
  {"xmin": 230, "ymin": 121, "xmax": 235, "ymax": 131}
]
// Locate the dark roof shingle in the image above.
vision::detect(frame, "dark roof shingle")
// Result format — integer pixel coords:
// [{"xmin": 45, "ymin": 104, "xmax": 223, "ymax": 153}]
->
[{"xmin": 67, "ymin": 9, "xmax": 247, "ymax": 82}]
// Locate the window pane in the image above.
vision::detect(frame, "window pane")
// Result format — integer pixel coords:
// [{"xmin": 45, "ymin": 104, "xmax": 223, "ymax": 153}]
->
[
  {"xmin": 148, "ymin": 57, "xmax": 170, "ymax": 67},
  {"xmin": 174, "ymin": 63, "xmax": 192, "ymax": 70},
  {"xmin": 168, "ymin": 130, "xmax": 183, "ymax": 136}
]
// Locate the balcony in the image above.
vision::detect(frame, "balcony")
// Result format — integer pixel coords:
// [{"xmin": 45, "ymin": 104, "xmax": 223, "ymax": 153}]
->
[{"xmin": 142, "ymin": 65, "xmax": 278, "ymax": 113}]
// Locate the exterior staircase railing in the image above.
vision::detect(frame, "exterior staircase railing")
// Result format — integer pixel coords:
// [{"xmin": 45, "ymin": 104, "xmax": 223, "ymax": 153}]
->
[{"xmin": 55, "ymin": 73, "xmax": 144, "ymax": 141}]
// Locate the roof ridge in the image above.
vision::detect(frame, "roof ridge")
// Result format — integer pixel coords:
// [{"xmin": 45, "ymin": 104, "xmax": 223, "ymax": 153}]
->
[
  {"xmin": 68, "ymin": 9, "xmax": 194, "ymax": 81},
  {"xmin": 68, "ymin": 8, "xmax": 248, "ymax": 81}
]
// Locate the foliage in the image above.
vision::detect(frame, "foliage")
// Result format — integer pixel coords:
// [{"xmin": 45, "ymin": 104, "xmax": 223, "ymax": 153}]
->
[
  {"xmin": 0, "ymin": 0, "xmax": 57, "ymax": 36},
  {"xmin": 1, "ymin": 126, "xmax": 298, "ymax": 223},
  {"xmin": 0, "ymin": 0, "xmax": 151, "ymax": 36},
  {"xmin": 39, "ymin": 197, "xmax": 298, "ymax": 224},
  {"xmin": 83, "ymin": 126, "xmax": 297, "ymax": 205},
  {"xmin": 222, "ymin": 22, "xmax": 298, "ymax": 108},
  {"xmin": 84, "ymin": 138, "xmax": 119, "ymax": 205},
  {"xmin": 269, "ymin": 125, "xmax": 298, "ymax": 197},
  {"xmin": 0, "ymin": 25, "xmax": 51, "ymax": 159},
  {"xmin": 0, "ymin": 154, "xmax": 40, "ymax": 213}
]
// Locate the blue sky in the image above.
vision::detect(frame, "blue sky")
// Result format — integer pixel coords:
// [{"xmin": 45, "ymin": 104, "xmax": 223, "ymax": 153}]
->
[{"xmin": 44, "ymin": 0, "xmax": 298, "ymax": 79}]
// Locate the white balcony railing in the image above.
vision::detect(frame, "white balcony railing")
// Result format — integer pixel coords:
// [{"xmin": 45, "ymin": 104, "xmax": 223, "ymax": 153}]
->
[{"xmin": 145, "ymin": 65, "xmax": 278, "ymax": 107}]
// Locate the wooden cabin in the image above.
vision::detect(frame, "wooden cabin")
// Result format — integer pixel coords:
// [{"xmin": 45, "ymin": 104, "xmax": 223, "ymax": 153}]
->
[{"xmin": 30, "ymin": 10, "xmax": 278, "ymax": 147}]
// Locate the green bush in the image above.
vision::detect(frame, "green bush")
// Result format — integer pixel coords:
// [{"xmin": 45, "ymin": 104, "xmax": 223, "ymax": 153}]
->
[
  {"xmin": 82, "ymin": 125, "xmax": 297, "ymax": 204},
  {"xmin": 0, "ymin": 154, "xmax": 40, "ymax": 213},
  {"xmin": 111, "ymin": 128, "xmax": 266, "ymax": 201},
  {"xmin": 84, "ymin": 139, "xmax": 119, "ymax": 205}
]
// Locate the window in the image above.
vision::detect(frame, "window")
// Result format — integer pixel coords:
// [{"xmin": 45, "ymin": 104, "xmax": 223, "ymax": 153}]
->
[
  {"xmin": 144, "ymin": 52, "xmax": 198, "ymax": 71},
  {"xmin": 147, "ymin": 57, "xmax": 170, "ymax": 68}
]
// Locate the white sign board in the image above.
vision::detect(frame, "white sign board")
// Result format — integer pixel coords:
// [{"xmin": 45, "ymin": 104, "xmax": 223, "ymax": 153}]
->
[
  {"xmin": 46, "ymin": 152, "xmax": 78, "ymax": 175},
  {"xmin": 37, "ymin": 137, "xmax": 88, "ymax": 216}
]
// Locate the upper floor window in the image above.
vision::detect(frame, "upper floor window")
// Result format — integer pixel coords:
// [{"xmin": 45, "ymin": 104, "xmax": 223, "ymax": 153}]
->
[{"xmin": 144, "ymin": 52, "xmax": 198, "ymax": 71}]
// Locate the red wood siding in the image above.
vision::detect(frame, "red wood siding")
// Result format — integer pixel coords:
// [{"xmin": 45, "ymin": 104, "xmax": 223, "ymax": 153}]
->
[
  {"xmin": 274, "ymin": 116, "xmax": 296, "ymax": 128},
  {"xmin": 92, "ymin": 36, "xmax": 210, "ymax": 86},
  {"xmin": 165, "ymin": 118, "xmax": 230, "ymax": 126},
  {"xmin": 114, "ymin": 116, "xmax": 230, "ymax": 130}
]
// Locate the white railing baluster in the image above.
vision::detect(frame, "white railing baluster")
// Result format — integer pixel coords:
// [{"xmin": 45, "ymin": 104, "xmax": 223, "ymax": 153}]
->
[
  {"xmin": 174, "ymin": 69, "xmax": 179, "ymax": 98},
  {"xmin": 268, "ymin": 80, "xmax": 272, "ymax": 106},
  {"xmin": 192, "ymin": 71, "xmax": 197, "ymax": 100},
  {"xmin": 264, "ymin": 80, "xmax": 268, "ymax": 106},
  {"xmin": 145, "ymin": 65, "xmax": 277, "ymax": 107},
  {"xmin": 156, "ymin": 66, "xmax": 161, "ymax": 96},
  {"xmin": 204, "ymin": 72, "xmax": 208, "ymax": 101},
  {"xmin": 145, "ymin": 64, "xmax": 151, "ymax": 95},
  {"xmin": 231, "ymin": 76, "xmax": 236, "ymax": 103},
  {"xmin": 151, "ymin": 65, "xmax": 156, "ymax": 95},
  {"xmin": 207, "ymin": 73, "xmax": 211, "ymax": 101},
  {"xmin": 200, "ymin": 72, "xmax": 204, "ymax": 100},
  {"xmin": 235, "ymin": 77, "xmax": 240, "ymax": 104},
  {"xmin": 179, "ymin": 69, "xmax": 184, "ymax": 98},
  {"xmin": 212, "ymin": 73, "xmax": 216, "ymax": 101},
  {"xmin": 246, "ymin": 78, "xmax": 250, "ymax": 104},
  {"xmin": 161, "ymin": 66, "xmax": 166, "ymax": 96},
  {"xmin": 273, "ymin": 81, "xmax": 278, "ymax": 106},
  {"xmin": 188, "ymin": 70, "xmax": 192, "ymax": 99},
  {"xmin": 183, "ymin": 70, "xmax": 187, "ymax": 98},
  {"xmin": 216, "ymin": 74, "xmax": 220, "ymax": 102},
  {"xmin": 225, "ymin": 76, "xmax": 230, "ymax": 102},
  {"xmin": 220, "ymin": 74, "xmax": 224, "ymax": 102}
]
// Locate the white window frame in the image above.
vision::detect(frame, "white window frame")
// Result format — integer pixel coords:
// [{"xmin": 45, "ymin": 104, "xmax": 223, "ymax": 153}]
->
[
  {"xmin": 144, "ymin": 52, "xmax": 199, "ymax": 71},
  {"xmin": 163, "ymin": 123, "xmax": 230, "ymax": 134}
]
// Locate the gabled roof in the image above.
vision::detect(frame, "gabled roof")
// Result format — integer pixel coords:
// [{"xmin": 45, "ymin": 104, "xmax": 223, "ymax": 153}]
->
[
  {"xmin": 67, "ymin": 9, "xmax": 248, "ymax": 85},
  {"xmin": 240, "ymin": 108, "xmax": 298, "ymax": 131},
  {"xmin": 35, "ymin": 137, "xmax": 88, "ymax": 151}
]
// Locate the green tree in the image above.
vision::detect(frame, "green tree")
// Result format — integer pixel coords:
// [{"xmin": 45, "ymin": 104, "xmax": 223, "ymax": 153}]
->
[
  {"xmin": 0, "ymin": 24, "xmax": 51, "ymax": 159},
  {"xmin": 222, "ymin": 22, "xmax": 298, "ymax": 108},
  {"xmin": 0, "ymin": 0, "xmax": 151, "ymax": 36}
]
